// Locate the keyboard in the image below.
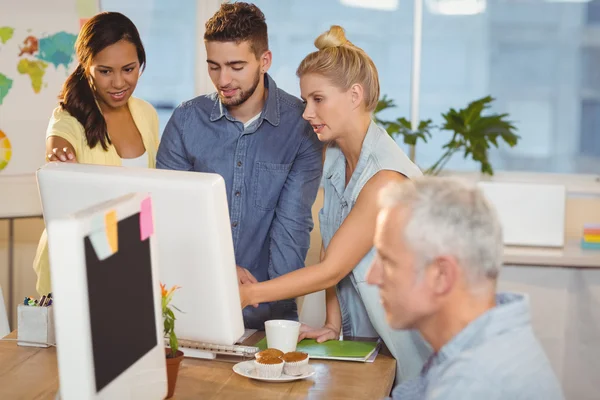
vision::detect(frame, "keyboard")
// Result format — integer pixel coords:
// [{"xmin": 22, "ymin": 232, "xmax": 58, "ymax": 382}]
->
[{"xmin": 176, "ymin": 338, "xmax": 259, "ymax": 357}]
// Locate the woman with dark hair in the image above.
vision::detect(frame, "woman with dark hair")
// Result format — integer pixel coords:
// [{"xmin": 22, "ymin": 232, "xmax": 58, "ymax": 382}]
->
[{"xmin": 34, "ymin": 12, "xmax": 159, "ymax": 295}]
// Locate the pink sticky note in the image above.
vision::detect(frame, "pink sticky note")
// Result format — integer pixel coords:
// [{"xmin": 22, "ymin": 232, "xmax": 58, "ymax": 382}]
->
[{"xmin": 140, "ymin": 196, "xmax": 154, "ymax": 241}]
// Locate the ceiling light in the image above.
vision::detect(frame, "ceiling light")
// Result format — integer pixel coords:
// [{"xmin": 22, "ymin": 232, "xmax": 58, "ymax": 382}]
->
[
  {"xmin": 426, "ymin": 0, "xmax": 486, "ymax": 15},
  {"xmin": 339, "ymin": 0, "xmax": 399, "ymax": 11}
]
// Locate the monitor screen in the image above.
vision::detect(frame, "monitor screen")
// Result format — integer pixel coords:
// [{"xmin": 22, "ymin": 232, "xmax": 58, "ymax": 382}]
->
[{"xmin": 84, "ymin": 212, "xmax": 158, "ymax": 393}]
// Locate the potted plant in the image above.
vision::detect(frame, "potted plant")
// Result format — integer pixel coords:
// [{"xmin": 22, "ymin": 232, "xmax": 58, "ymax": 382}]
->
[
  {"xmin": 374, "ymin": 95, "xmax": 520, "ymax": 175},
  {"xmin": 161, "ymin": 283, "xmax": 183, "ymax": 399}
]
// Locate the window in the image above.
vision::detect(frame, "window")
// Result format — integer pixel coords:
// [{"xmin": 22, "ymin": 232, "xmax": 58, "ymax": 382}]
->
[
  {"xmin": 581, "ymin": 100, "xmax": 600, "ymax": 158},
  {"xmin": 100, "ymin": 0, "xmax": 198, "ymax": 135},
  {"xmin": 587, "ymin": 0, "xmax": 600, "ymax": 25},
  {"xmin": 252, "ymin": 0, "xmax": 600, "ymax": 174},
  {"xmin": 418, "ymin": 1, "xmax": 599, "ymax": 173},
  {"xmin": 254, "ymin": 0, "xmax": 414, "ymax": 155}
]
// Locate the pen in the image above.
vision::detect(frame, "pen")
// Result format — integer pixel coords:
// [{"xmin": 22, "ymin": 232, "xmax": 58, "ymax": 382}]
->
[{"xmin": 23, "ymin": 294, "xmax": 52, "ymax": 306}]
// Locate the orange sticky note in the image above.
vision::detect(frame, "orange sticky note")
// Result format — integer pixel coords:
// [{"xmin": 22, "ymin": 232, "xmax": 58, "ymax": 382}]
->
[{"xmin": 105, "ymin": 210, "xmax": 118, "ymax": 253}]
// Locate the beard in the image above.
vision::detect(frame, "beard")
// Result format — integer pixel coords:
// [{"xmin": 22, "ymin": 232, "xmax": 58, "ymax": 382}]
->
[{"xmin": 219, "ymin": 68, "xmax": 261, "ymax": 107}]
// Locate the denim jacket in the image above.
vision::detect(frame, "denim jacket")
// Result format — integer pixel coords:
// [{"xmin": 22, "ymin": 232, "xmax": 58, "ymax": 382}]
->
[{"xmin": 320, "ymin": 120, "xmax": 430, "ymax": 385}]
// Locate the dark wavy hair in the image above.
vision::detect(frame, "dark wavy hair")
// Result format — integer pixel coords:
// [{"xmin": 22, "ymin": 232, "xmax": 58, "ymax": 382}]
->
[
  {"xmin": 204, "ymin": 2, "xmax": 268, "ymax": 58},
  {"xmin": 59, "ymin": 12, "xmax": 146, "ymax": 150}
]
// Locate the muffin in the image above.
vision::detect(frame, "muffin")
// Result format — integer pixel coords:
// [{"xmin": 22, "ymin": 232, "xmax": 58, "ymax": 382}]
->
[
  {"xmin": 253, "ymin": 356, "xmax": 284, "ymax": 378},
  {"xmin": 255, "ymin": 348, "xmax": 284, "ymax": 361},
  {"xmin": 281, "ymin": 351, "xmax": 309, "ymax": 376}
]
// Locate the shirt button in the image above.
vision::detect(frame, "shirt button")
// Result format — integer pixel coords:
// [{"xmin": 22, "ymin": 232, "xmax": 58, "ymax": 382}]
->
[
  {"xmin": 232, "ymin": 222, "xmax": 238, "ymax": 227},
  {"xmin": 235, "ymin": 191, "xmax": 241, "ymax": 197},
  {"xmin": 237, "ymin": 161, "xmax": 242, "ymax": 167}
]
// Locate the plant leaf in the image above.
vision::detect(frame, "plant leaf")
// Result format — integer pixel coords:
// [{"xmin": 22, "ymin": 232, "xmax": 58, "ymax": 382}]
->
[{"xmin": 375, "ymin": 93, "xmax": 519, "ymax": 176}]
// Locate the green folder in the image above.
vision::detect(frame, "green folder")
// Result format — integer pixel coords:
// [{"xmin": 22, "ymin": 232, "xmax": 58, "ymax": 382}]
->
[{"xmin": 255, "ymin": 338, "xmax": 380, "ymax": 362}]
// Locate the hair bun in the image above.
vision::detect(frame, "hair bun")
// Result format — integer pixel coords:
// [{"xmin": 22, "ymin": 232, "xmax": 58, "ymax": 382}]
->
[{"xmin": 314, "ymin": 25, "xmax": 350, "ymax": 50}]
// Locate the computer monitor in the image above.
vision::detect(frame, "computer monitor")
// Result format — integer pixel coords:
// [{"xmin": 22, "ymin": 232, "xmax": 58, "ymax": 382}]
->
[
  {"xmin": 37, "ymin": 162, "xmax": 244, "ymax": 346},
  {"xmin": 47, "ymin": 192, "xmax": 167, "ymax": 399}
]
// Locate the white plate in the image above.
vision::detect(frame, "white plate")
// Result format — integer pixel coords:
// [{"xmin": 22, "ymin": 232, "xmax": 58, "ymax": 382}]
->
[{"xmin": 232, "ymin": 360, "xmax": 315, "ymax": 382}]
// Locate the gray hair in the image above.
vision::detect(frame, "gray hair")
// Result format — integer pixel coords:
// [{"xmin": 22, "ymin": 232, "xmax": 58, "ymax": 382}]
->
[{"xmin": 379, "ymin": 177, "xmax": 503, "ymax": 284}]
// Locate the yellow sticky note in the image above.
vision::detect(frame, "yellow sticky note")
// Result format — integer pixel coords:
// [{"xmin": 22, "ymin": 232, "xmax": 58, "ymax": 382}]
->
[
  {"xmin": 105, "ymin": 210, "xmax": 118, "ymax": 253},
  {"xmin": 584, "ymin": 234, "xmax": 600, "ymax": 243}
]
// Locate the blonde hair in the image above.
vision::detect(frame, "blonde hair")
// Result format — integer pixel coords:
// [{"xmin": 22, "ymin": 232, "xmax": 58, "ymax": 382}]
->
[{"xmin": 296, "ymin": 25, "xmax": 380, "ymax": 112}]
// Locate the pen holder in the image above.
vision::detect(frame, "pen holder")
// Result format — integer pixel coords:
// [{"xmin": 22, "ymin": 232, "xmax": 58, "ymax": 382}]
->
[{"xmin": 17, "ymin": 304, "xmax": 55, "ymax": 348}]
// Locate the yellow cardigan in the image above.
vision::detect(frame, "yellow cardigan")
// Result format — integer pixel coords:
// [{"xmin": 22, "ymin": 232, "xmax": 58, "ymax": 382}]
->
[{"xmin": 33, "ymin": 97, "xmax": 160, "ymax": 295}]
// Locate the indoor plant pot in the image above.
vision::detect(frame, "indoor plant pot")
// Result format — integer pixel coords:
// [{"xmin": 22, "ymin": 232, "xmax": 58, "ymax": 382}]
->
[
  {"xmin": 162, "ymin": 283, "xmax": 183, "ymax": 399},
  {"xmin": 165, "ymin": 348, "xmax": 184, "ymax": 399}
]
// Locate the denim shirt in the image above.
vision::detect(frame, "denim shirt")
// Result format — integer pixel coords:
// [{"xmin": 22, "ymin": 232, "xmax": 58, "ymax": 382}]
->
[
  {"xmin": 392, "ymin": 293, "xmax": 564, "ymax": 400},
  {"xmin": 156, "ymin": 74, "xmax": 323, "ymax": 328},
  {"xmin": 320, "ymin": 120, "xmax": 431, "ymax": 385}
]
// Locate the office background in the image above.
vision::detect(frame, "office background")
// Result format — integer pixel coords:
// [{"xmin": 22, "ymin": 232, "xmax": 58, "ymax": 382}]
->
[
  {"xmin": 103, "ymin": 0, "xmax": 600, "ymax": 174},
  {"xmin": 1, "ymin": 1, "xmax": 599, "ymax": 399}
]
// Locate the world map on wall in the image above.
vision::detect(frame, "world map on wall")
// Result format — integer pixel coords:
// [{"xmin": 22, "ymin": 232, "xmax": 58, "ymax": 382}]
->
[
  {"xmin": 0, "ymin": 26, "xmax": 78, "ymax": 171},
  {"xmin": 0, "ymin": 26, "xmax": 77, "ymax": 104}
]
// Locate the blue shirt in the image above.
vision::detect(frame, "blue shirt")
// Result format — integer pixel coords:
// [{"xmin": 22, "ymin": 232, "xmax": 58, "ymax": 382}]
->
[
  {"xmin": 392, "ymin": 293, "xmax": 564, "ymax": 400},
  {"xmin": 156, "ymin": 74, "xmax": 323, "ymax": 328}
]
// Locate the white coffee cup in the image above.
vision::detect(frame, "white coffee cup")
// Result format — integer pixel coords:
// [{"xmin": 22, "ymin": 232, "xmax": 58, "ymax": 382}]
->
[{"xmin": 264, "ymin": 319, "xmax": 301, "ymax": 353}]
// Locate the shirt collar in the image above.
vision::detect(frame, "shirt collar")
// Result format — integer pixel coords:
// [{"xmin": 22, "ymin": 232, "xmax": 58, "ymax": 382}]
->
[
  {"xmin": 431, "ymin": 292, "xmax": 530, "ymax": 367},
  {"xmin": 209, "ymin": 73, "xmax": 280, "ymax": 127},
  {"xmin": 325, "ymin": 120, "xmax": 380, "ymax": 199}
]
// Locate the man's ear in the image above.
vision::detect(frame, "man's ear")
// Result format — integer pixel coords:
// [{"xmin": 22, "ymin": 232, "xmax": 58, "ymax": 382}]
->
[
  {"xmin": 260, "ymin": 50, "xmax": 272, "ymax": 74},
  {"xmin": 427, "ymin": 255, "xmax": 458, "ymax": 297}
]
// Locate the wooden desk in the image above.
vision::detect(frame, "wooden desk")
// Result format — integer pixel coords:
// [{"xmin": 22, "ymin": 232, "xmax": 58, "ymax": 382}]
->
[{"xmin": 0, "ymin": 331, "xmax": 396, "ymax": 400}]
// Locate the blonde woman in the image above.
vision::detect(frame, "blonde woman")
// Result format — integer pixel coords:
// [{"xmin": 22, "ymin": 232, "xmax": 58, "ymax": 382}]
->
[{"xmin": 240, "ymin": 25, "xmax": 430, "ymax": 385}]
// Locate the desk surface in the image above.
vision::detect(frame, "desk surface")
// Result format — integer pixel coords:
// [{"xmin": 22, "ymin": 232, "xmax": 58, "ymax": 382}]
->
[
  {"xmin": 0, "ymin": 331, "xmax": 396, "ymax": 400},
  {"xmin": 504, "ymin": 239, "xmax": 600, "ymax": 268}
]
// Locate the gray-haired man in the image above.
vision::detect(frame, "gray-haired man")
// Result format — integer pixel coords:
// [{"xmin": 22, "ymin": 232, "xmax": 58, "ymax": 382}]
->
[{"xmin": 367, "ymin": 177, "xmax": 564, "ymax": 400}]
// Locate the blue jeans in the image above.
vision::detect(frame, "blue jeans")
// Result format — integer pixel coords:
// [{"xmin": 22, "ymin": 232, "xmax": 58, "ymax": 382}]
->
[{"xmin": 242, "ymin": 299, "xmax": 298, "ymax": 330}]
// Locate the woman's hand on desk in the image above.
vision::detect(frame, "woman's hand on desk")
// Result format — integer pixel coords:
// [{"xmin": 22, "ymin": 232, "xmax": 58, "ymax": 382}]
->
[{"xmin": 298, "ymin": 323, "xmax": 340, "ymax": 343}]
